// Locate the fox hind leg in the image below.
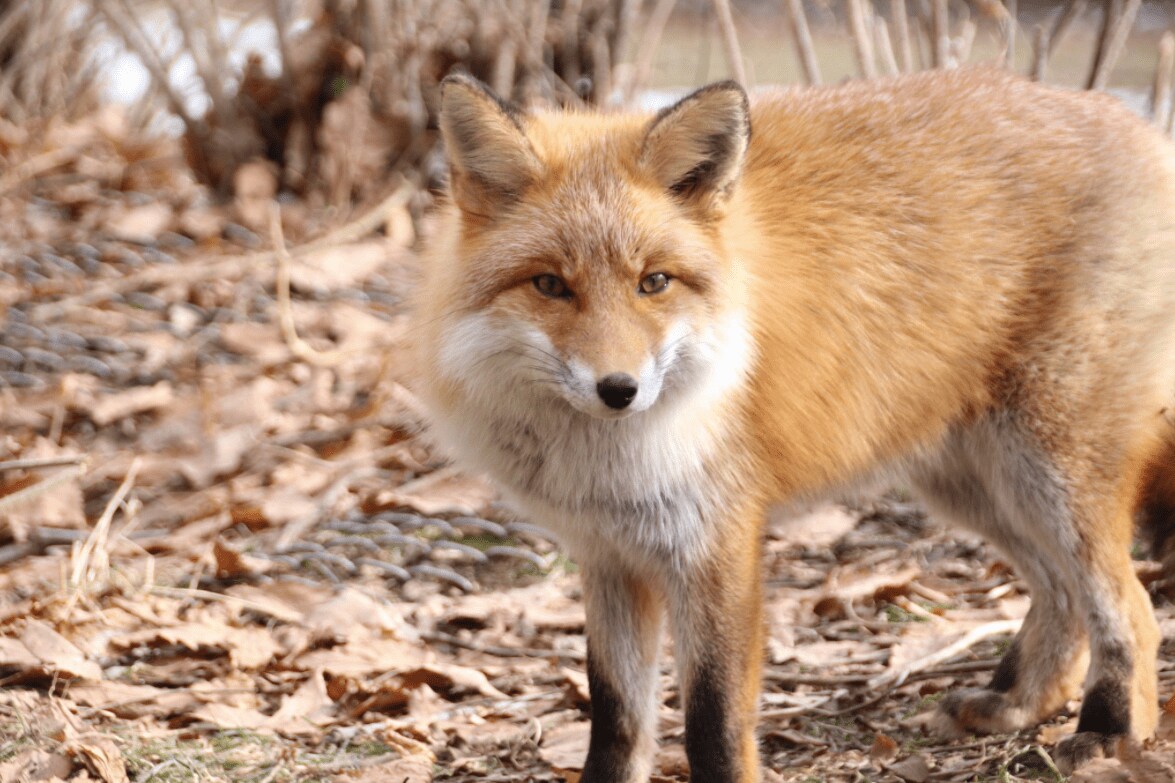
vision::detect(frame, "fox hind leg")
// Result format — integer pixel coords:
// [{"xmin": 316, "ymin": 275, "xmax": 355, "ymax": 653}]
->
[
  {"xmin": 1051, "ymin": 500, "xmax": 1160, "ymax": 772},
  {"xmin": 913, "ymin": 431, "xmax": 1087, "ymax": 738},
  {"xmin": 917, "ymin": 421, "xmax": 1159, "ymax": 769}
]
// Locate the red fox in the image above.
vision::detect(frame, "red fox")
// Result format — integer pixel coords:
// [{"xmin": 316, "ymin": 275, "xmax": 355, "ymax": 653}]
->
[{"xmin": 413, "ymin": 68, "xmax": 1175, "ymax": 782}]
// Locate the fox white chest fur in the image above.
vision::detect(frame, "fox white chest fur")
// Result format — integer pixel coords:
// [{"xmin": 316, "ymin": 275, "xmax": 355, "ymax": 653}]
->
[{"xmin": 426, "ymin": 307, "xmax": 755, "ymax": 564}]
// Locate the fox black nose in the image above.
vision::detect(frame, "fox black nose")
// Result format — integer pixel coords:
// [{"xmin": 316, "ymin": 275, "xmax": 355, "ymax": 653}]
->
[{"xmin": 597, "ymin": 373, "xmax": 639, "ymax": 409}]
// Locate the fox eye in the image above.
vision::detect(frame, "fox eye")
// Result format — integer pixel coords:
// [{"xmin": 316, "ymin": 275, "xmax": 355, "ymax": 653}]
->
[
  {"xmin": 639, "ymin": 272, "xmax": 670, "ymax": 295},
  {"xmin": 533, "ymin": 274, "xmax": 571, "ymax": 299}
]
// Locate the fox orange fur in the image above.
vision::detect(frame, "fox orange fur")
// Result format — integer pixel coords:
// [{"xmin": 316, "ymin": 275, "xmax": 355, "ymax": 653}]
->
[{"xmin": 412, "ymin": 68, "xmax": 1175, "ymax": 782}]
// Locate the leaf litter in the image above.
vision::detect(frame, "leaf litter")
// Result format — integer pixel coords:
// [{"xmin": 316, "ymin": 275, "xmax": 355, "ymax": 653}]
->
[{"xmin": 0, "ymin": 103, "xmax": 1173, "ymax": 783}]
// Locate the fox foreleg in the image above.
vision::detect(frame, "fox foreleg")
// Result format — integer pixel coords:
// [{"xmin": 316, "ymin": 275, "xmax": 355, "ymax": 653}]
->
[
  {"xmin": 668, "ymin": 510, "xmax": 765, "ymax": 783},
  {"xmin": 580, "ymin": 557, "xmax": 666, "ymax": 783}
]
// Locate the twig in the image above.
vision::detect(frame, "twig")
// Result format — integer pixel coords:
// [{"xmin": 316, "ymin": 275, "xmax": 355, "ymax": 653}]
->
[
  {"xmin": 64, "ymin": 457, "xmax": 141, "ymax": 613},
  {"xmin": 875, "ymin": 18, "xmax": 900, "ymax": 77},
  {"xmin": 0, "ymin": 146, "xmax": 81, "ymax": 196},
  {"xmin": 848, "ymin": 0, "xmax": 878, "ymax": 79},
  {"xmin": 932, "ymin": 0, "xmax": 950, "ymax": 68},
  {"xmin": 867, "ymin": 619, "xmax": 1021, "ymax": 689},
  {"xmin": 271, "ymin": 203, "xmax": 347, "ymax": 368},
  {"xmin": 1089, "ymin": 0, "xmax": 1139, "ymax": 90},
  {"xmin": 1154, "ymin": 31, "xmax": 1175, "ymax": 130},
  {"xmin": 625, "ymin": 0, "xmax": 678, "ymax": 104},
  {"xmin": 711, "ymin": 0, "xmax": 746, "ymax": 85},
  {"xmin": 891, "ymin": 0, "xmax": 914, "ymax": 73},
  {"xmin": 1003, "ymin": 0, "xmax": 1018, "ymax": 67},
  {"xmin": 1030, "ymin": 24, "xmax": 1050, "ymax": 81},
  {"xmin": 0, "ymin": 465, "xmax": 85, "ymax": 515},
  {"xmin": 0, "ymin": 455, "xmax": 86, "ymax": 472},
  {"xmin": 786, "ymin": 0, "xmax": 822, "ymax": 84},
  {"xmin": 1047, "ymin": 0, "xmax": 1087, "ymax": 56},
  {"xmin": 422, "ymin": 630, "xmax": 586, "ymax": 661}
]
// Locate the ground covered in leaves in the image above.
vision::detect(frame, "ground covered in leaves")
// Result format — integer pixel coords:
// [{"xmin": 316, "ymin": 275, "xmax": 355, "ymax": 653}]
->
[{"xmin": 2, "ymin": 108, "xmax": 1175, "ymax": 783}]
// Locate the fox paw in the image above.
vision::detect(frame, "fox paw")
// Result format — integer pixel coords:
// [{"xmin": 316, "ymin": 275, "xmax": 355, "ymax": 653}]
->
[
  {"xmin": 932, "ymin": 689, "xmax": 1030, "ymax": 736},
  {"xmin": 1053, "ymin": 732, "xmax": 1121, "ymax": 774}
]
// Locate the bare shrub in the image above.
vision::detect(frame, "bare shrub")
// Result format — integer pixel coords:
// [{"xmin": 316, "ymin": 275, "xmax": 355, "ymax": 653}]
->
[
  {"xmin": 0, "ymin": 0, "xmax": 101, "ymax": 125},
  {"xmin": 92, "ymin": 0, "xmax": 635, "ymax": 205}
]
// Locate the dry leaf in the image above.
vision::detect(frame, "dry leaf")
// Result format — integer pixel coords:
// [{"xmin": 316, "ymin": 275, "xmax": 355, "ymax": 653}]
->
[
  {"xmin": 884, "ymin": 753, "xmax": 932, "ymax": 783},
  {"xmin": 190, "ymin": 702, "xmax": 273, "ymax": 731},
  {"xmin": 212, "ymin": 539, "xmax": 271, "ymax": 579},
  {"xmin": 377, "ymin": 467, "xmax": 496, "ymax": 517},
  {"xmin": 540, "ymin": 721, "xmax": 589, "ymax": 772},
  {"xmin": 870, "ymin": 733, "xmax": 899, "ymax": 762},
  {"xmin": 1036, "ymin": 718, "xmax": 1077, "ymax": 745},
  {"xmin": 289, "ymin": 241, "xmax": 389, "ymax": 293},
  {"xmin": 341, "ymin": 757, "xmax": 432, "ymax": 783},
  {"xmin": 770, "ymin": 504, "xmax": 858, "ymax": 547},
  {"xmin": 655, "ymin": 743, "xmax": 688, "ymax": 777},
  {"xmin": 561, "ymin": 666, "xmax": 590, "ymax": 706},
  {"xmin": 0, "ymin": 748, "xmax": 73, "ymax": 782},
  {"xmin": 233, "ymin": 159, "xmax": 278, "ymax": 230},
  {"xmin": 104, "ymin": 203, "xmax": 172, "ymax": 244},
  {"xmin": 401, "ymin": 663, "xmax": 507, "ymax": 699},
  {"xmin": 1117, "ymin": 738, "xmax": 1175, "ymax": 783},
  {"xmin": 268, "ymin": 669, "xmax": 336, "ymax": 734},
  {"xmin": 1070, "ymin": 758, "xmax": 1131, "ymax": 783},
  {"xmin": 19, "ymin": 620, "xmax": 102, "ymax": 680},
  {"xmin": 65, "ymin": 735, "xmax": 128, "ymax": 783}
]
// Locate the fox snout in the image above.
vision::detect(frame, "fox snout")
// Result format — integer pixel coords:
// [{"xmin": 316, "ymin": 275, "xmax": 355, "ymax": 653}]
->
[{"xmin": 597, "ymin": 373, "xmax": 640, "ymax": 410}]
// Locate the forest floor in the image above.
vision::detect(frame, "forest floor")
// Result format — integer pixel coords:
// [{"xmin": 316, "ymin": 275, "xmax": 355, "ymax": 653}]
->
[{"xmin": 2, "ymin": 102, "xmax": 1175, "ymax": 783}]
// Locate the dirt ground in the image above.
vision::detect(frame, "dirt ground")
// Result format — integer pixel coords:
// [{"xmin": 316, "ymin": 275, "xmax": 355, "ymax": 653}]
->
[{"xmin": 2, "ymin": 81, "xmax": 1175, "ymax": 783}]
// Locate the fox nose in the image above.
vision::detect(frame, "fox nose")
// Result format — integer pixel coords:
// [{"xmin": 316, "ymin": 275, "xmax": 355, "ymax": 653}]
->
[{"xmin": 597, "ymin": 373, "xmax": 639, "ymax": 410}]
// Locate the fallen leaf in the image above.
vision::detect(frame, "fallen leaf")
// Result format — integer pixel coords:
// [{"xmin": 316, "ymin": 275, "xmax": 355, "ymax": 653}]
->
[
  {"xmin": 1070, "ymin": 758, "xmax": 1130, "ymax": 783},
  {"xmin": 268, "ymin": 669, "xmax": 336, "ymax": 734},
  {"xmin": 19, "ymin": 620, "xmax": 102, "ymax": 680},
  {"xmin": 870, "ymin": 733, "xmax": 899, "ymax": 762},
  {"xmin": 561, "ymin": 666, "xmax": 590, "ymax": 706},
  {"xmin": 401, "ymin": 663, "xmax": 507, "ymax": 699},
  {"xmin": 341, "ymin": 756, "xmax": 432, "ymax": 782},
  {"xmin": 104, "ymin": 203, "xmax": 172, "ymax": 244},
  {"xmin": 770, "ymin": 504, "xmax": 858, "ymax": 547},
  {"xmin": 233, "ymin": 159, "xmax": 278, "ymax": 230},
  {"xmin": 884, "ymin": 753, "xmax": 931, "ymax": 783},
  {"xmin": 190, "ymin": 702, "xmax": 273, "ymax": 731},
  {"xmin": 1117, "ymin": 738, "xmax": 1175, "ymax": 783},
  {"xmin": 376, "ymin": 467, "xmax": 496, "ymax": 517},
  {"xmin": 0, "ymin": 748, "xmax": 73, "ymax": 782},
  {"xmin": 540, "ymin": 721, "xmax": 589, "ymax": 772},
  {"xmin": 65, "ymin": 735, "xmax": 128, "ymax": 783},
  {"xmin": 289, "ymin": 241, "xmax": 390, "ymax": 293}
]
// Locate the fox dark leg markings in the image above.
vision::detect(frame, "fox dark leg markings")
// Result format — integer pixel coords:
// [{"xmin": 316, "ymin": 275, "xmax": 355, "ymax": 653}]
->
[
  {"xmin": 669, "ymin": 514, "xmax": 765, "ymax": 783},
  {"xmin": 988, "ymin": 638, "xmax": 1021, "ymax": 693},
  {"xmin": 579, "ymin": 560, "xmax": 664, "ymax": 783},
  {"xmin": 582, "ymin": 649, "xmax": 639, "ymax": 783},
  {"xmin": 684, "ymin": 656, "xmax": 741, "ymax": 783}
]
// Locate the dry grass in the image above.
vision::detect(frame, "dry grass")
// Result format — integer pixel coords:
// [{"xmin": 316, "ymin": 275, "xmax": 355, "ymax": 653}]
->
[{"xmin": 0, "ymin": 0, "xmax": 101, "ymax": 125}]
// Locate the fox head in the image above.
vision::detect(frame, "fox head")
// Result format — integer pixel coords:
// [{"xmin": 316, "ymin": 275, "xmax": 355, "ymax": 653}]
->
[{"xmin": 421, "ymin": 74, "xmax": 754, "ymax": 423}]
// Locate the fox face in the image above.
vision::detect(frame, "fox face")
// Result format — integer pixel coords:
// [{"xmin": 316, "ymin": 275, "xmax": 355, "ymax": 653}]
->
[{"xmin": 427, "ymin": 76, "xmax": 754, "ymax": 423}]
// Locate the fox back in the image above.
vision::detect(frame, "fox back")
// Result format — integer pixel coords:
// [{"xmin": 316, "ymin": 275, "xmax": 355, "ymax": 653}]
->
[{"xmin": 413, "ymin": 69, "xmax": 1175, "ymax": 782}]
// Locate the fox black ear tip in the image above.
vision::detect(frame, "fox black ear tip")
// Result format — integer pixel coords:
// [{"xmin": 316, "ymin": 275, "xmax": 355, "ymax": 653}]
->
[{"xmin": 440, "ymin": 72, "xmax": 489, "ymax": 99}]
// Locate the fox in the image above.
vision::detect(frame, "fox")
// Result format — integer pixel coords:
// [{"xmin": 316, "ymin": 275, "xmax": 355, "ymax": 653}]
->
[{"xmin": 412, "ymin": 67, "xmax": 1175, "ymax": 782}]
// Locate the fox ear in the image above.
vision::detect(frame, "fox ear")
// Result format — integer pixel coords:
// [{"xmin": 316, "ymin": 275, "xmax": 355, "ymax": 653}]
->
[
  {"xmin": 640, "ymin": 81, "xmax": 750, "ymax": 207},
  {"xmin": 439, "ymin": 74, "xmax": 542, "ymax": 216}
]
